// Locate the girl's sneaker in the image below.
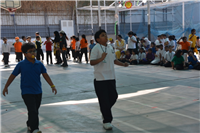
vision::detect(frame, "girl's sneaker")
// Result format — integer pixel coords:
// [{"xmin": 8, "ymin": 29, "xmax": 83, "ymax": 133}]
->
[
  {"xmin": 103, "ymin": 123, "xmax": 113, "ymax": 130},
  {"xmin": 32, "ymin": 129, "xmax": 42, "ymax": 133}
]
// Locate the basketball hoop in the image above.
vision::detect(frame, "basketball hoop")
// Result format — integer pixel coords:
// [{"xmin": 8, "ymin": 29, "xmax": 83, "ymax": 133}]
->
[
  {"xmin": 8, "ymin": 8, "xmax": 16, "ymax": 16},
  {"xmin": 1, "ymin": 0, "xmax": 21, "ymax": 16}
]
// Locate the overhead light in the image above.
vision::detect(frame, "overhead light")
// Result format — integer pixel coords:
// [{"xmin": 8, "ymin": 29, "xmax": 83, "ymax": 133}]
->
[
  {"xmin": 142, "ymin": 0, "xmax": 147, "ymax": 3},
  {"xmin": 118, "ymin": 3, "xmax": 122, "ymax": 7}
]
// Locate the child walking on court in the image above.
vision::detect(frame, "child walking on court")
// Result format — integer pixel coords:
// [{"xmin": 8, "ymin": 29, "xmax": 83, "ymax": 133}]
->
[
  {"xmin": 90, "ymin": 30, "xmax": 129, "ymax": 130},
  {"xmin": 1, "ymin": 37, "xmax": 10, "ymax": 67},
  {"xmin": 35, "ymin": 36, "xmax": 44, "ymax": 62},
  {"xmin": 44, "ymin": 37, "xmax": 53, "ymax": 65},
  {"xmin": 2, "ymin": 43, "xmax": 57, "ymax": 133}
]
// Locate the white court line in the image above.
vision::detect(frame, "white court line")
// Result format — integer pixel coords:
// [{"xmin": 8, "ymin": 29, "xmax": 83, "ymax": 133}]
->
[
  {"xmin": 123, "ymin": 99, "xmax": 200, "ymax": 122},
  {"xmin": 1, "ymin": 100, "xmax": 57, "ymax": 133},
  {"xmin": 115, "ymin": 119, "xmax": 153, "ymax": 133},
  {"xmin": 79, "ymin": 105, "xmax": 153, "ymax": 133}
]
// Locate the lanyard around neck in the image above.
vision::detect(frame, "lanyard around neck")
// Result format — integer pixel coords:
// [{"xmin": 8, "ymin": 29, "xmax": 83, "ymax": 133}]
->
[{"xmin": 100, "ymin": 44, "xmax": 107, "ymax": 53}]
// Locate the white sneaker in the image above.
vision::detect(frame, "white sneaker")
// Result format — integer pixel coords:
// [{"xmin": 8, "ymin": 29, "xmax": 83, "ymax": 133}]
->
[
  {"xmin": 27, "ymin": 127, "xmax": 31, "ymax": 133},
  {"xmin": 103, "ymin": 123, "xmax": 113, "ymax": 130},
  {"xmin": 32, "ymin": 129, "xmax": 42, "ymax": 133}
]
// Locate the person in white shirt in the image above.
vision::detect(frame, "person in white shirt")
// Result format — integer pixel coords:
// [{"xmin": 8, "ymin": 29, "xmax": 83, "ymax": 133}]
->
[
  {"xmin": 108, "ymin": 38, "xmax": 115, "ymax": 49},
  {"xmin": 22, "ymin": 36, "xmax": 27, "ymax": 44},
  {"xmin": 164, "ymin": 46, "xmax": 175, "ymax": 67},
  {"xmin": 90, "ymin": 30, "xmax": 129, "ymax": 130},
  {"xmin": 160, "ymin": 45, "xmax": 169, "ymax": 66},
  {"xmin": 1, "ymin": 37, "xmax": 10, "ymax": 67},
  {"xmin": 138, "ymin": 48, "xmax": 146, "ymax": 64},
  {"xmin": 75, "ymin": 37, "xmax": 81, "ymax": 62},
  {"xmin": 168, "ymin": 36, "xmax": 175, "ymax": 49},
  {"xmin": 151, "ymin": 45, "xmax": 161, "ymax": 65},
  {"xmin": 118, "ymin": 51, "xmax": 126, "ymax": 63},
  {"xmin": 163, "ymin": 34, "xmax": 170, "ymax": 46},
  {"xmin": 129, "ymin": 51, "xmax": 138, "ymax": 65},
  {"xmin": 155, "ymin": 35, "xmax": 162, "ymax": 46},
  {"xmin": 127, "ymin": 31, "xmax": 137, "ymax": 54},
  {"xmin": 142, "ymin": 37, "xmax": 151, "ymax": 51}
]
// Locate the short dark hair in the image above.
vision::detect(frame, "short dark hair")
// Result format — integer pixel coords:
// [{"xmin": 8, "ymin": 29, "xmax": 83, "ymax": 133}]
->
[
  {"xmin": 157, "ymin": 35, "xmax": 161, "ymax": 37},
  {"xmin": 169, "ymin": 36, "xmax": 174, "ymax": 40},
  {"xmin": 191, "ymin": 29, "xmax": 196, "ymax": 33},
  {"xmin": 156, "ymin": 45, "xmax": 160, "ymax": 48},
  {"xmin": 148, "ymin": 48, "xmax": 152, "ymax": 51},
  {"xmin": 75, "ymin": 37, "xmax": 79, "ymax": 41},
  {"xmin": 118, "ymin": 35, "xmax": 123, "ymax": 39},
  {"xmin": 151, "ymin": 42, "xmax": 155, "ymax": 46},
  {"xmin": 160, "ymin": 44, "xmax": 163, "ymax": 47},
  {"xmin": 197, "ymin": 36, "xmax": 199, "ymax": 39},
  {"xmin": 94, "ymin": 29, "xmax": 106, "ymax": 43},
  {"xmin": 188, "ymin": 50, "xmax": 194, "ymax": 54},
  {"xmin": 175, "ymin": 50, "xmax": 182, "ymax": 58},
  {"xmin": 3, "ymin": 37, "xmax": 7, "ymax": 40},
  {"xmin": 90, "ymin": 39, "xmax": 94, "ymax": 44},
  {"xmin": 22, "ymin": 36, "xmax": 26, "ymax": 39},
  {"xmin": 172, "ymin": 35, "xmax": 175, "ymax": 40},
  {"xmin": 128, "ymin": 31, "xmax": 134, "ymax": 35},
  {"xmin": 36, "ymin": 36, "xmax": 40, "ymax": 39},
  {"xmin": 182, "ymin": 36, "xmax": 187, "ymax": 40},
  {"xmin": 46, "ymin": 36, "xmax": 49, "ymax": 39},
  {"xmin": 165, "ymin": 45, "xmax": 169, "ymax": 48},
  {"xmin": 21, "ymin": 43, "xmax": 36, "ymax": 53}
]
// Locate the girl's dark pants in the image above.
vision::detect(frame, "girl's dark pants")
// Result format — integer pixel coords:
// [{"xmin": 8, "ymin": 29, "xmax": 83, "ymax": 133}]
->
[{"xmin": 80, "ymin": 47, "xmax": 88, "ymax": 62}]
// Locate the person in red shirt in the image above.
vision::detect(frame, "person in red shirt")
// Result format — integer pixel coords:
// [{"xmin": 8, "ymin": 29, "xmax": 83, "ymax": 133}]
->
[
  {"xmin": 80, "ymin": 34, "xmax": 89, "ymax": 63},
  {"xmin": 44, "ymin": 37, "xmax": 53, "ymax": 64},
  {"xmin": 177, "ymin": 36, "xmax": 191, "ymax": 54}
]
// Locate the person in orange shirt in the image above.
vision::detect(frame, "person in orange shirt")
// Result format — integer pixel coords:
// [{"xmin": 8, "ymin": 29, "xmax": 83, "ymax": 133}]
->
[
  {"xmin": 177, "ymin": 36, "xmax": 190, "ymax": 54},
  {"xmin": 70, "ymin": 36, "xmax": 77, "ymax": 61},
  {"xmin": 14, "ymin": 37, "xmax": 23, "ymax": 62},
  {"xmin": 188, "ymin": 29, "xmax": 197, "ymax": 53},
  {"xmin": 80, "ymin": 34, "xmax": 89, "ymax": 63}
]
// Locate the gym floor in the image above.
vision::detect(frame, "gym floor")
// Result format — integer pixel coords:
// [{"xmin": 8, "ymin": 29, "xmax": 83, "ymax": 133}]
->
[{"xmin": 1, "ymin": 53, "xmax": 199, "ymax": 133}]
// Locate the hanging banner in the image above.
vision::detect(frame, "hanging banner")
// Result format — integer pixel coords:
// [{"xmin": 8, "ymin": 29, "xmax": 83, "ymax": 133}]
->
[{"xmin": 125, "ymin": 1, "xmax": 132, "ymax": 9}]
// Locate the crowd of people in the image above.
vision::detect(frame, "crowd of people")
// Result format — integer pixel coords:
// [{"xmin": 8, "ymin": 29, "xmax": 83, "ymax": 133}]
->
[
  {"xmin": 1, "ymin": 29, "xmax": 200, "ymax": 70},
  {"xmin": 112, "ymin": 29, "xmax": 200, "ymax": 70},
  {"xmin": 1, "ymin": 31, "xmax": 92, "ymax": 67}
]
